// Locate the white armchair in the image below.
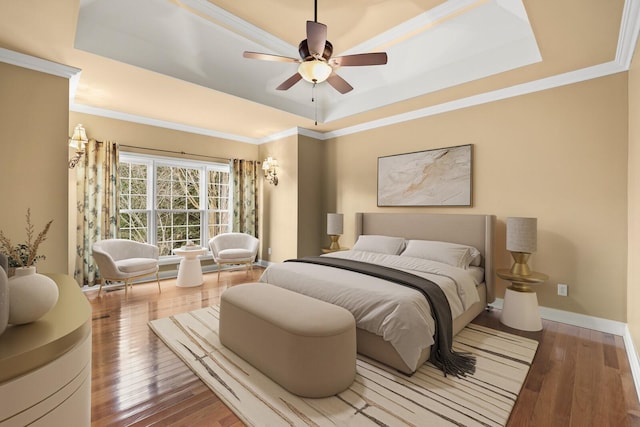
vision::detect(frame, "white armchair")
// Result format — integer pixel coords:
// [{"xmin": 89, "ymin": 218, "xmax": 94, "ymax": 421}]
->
[
  {"xmin": 209, "ymin": 233, "xmax": 259, "ymax": 281},
  {"xmin": 92, "ymin": 239, "xmax": 161, "ymax": 298}
]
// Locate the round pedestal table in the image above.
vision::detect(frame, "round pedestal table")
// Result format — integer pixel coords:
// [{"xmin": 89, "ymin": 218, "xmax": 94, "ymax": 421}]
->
[
  {"xmin": 497, "ymin": 269, "xmax": 548, "ymax": 332},
  {"xmin": 174, "ymin": 247, "xmax": 208, "ymax": 287}
]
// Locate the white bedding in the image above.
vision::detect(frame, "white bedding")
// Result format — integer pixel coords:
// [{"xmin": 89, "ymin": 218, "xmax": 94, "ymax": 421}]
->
[{"xmin": 258, "ymin": 250, "xmax": 482, "ymax": 371}]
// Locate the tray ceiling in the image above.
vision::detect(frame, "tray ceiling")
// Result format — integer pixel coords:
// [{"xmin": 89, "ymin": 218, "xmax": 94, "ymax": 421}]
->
[
  {"xmin": 74, "ymin": 0, "xmax": 540, "ymax": 124},
  {"xmin": 0, "ymin": 0, "xmax": 631, "ymax": 141}
]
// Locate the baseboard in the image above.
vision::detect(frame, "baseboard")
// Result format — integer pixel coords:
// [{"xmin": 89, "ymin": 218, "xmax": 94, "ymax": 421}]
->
[
  {"xmin": 489, "ymin": 298, "xmax": 627, "ymax": 335},
  {"xmin": 624, "ymin": 326, "xmax": 640, "ymax": 404},
  {"xmin": 490, "ymin": 298, "xmax": 640, "ymax": 402}
]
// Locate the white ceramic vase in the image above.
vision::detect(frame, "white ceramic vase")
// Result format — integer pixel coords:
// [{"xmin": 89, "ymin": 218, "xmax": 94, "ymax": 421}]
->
[
  {"xmin": 0, "ymin": 267, "xmax": 8, "ymax": 335},
  {"xmin": 8, "ymin": 266, "xmax": 59, "ymax": 325}
]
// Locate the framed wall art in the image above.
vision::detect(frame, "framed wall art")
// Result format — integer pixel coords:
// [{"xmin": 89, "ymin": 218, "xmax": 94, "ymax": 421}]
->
[{"xmin": 377, "ymin": 144, "xmax": 472, "ymax": 207}]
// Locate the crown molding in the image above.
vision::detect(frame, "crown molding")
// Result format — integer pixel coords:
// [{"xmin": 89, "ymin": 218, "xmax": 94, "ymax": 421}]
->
[
  {"xmin": 70, "ymin": 103, "xmax": 258, "ymax": 144},
  {"xmin": 616, "ymin": 0, "xmax": 640, "ymax": 68},
  {"xmin": 67, "ymin": 59, "xmax": 629, "ymax": 145},
  {"xmin": 0, "ymin": 48, "xmax": 82, "ymax": 102},
  {"xmin": 254, "ymin": 126, "xmax": 325, "ymax": 144},
  {"xmin": 256, "ymin": 127, "xmax": 299, "ymax": 144},
  {"xmin": 297, "ymin": 127, "xmax": 326, "ymax": 140},
  {"xmin": 319, "ymin": 61, "xmax": 627, "ymax": 140},
  {"xmin": 0, "ymin": 47, "xmax": 81, "ymax": 79}
]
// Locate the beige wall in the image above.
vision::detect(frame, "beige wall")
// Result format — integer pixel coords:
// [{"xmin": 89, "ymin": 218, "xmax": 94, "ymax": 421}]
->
[
  {"xmin": 325, "ymin": 73, "xmax": 628, "ymax": 321},
  {"xmin": 628, "ymin": 39, "xmax": 640, "ymax": 354},
  {"xmin": 259, "ymin": 135, "xmax": 299, "ymax": 262},
  {"xmin": 297, "ymin": 135, "xmax": 325, "ymax": 257},
  {"xmin": 0, "ymin": 62, "xmax": 70, "ymax": 274},
  {"xmin": 258, "ymin": 133, "xmax": 327, "ymax": 262}
]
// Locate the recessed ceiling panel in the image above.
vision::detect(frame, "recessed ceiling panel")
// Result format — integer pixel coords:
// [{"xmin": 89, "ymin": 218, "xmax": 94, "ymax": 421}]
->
[{"xmin": 75, "ymin": 0, "xmax": 540, "ymax": 124}]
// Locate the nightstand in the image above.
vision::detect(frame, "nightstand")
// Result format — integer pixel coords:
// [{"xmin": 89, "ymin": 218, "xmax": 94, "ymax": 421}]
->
[
  {"xmin": 496, "ymin": 269, "xmax": 548, "ymax": 332},
  {"xmin": 321, "ymin": 247, "xmax": 349, "ymax": 254}
]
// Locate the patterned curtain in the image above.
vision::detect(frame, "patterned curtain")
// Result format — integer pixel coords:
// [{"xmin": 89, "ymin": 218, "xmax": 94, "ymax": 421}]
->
[
  {"xmin": 231, "ymin": 159, "xmax": 259, "ymax": 236},
  {"xmin": 74, "ymin": 139, "xmax": 119, "ymax": 286}
]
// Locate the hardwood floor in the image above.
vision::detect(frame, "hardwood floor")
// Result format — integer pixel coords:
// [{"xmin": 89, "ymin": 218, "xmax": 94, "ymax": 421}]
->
[{"xmin": 87, "ymin": 268, "xmax": 640, "ymax": 426}]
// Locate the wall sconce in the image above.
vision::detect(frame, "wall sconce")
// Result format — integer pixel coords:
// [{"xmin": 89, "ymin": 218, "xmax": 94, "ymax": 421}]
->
[
  {"xmin": 262, "ymin": 156, "xmax": 279, "ymax": 186},
  {"xmin": 68, "ymin": 124, "xmax": 88, "ymax": 169}
]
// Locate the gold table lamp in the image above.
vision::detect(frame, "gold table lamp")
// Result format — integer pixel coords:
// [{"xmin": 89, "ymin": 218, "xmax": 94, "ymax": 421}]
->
[
  {"xmin": 327, "ymin": 213, "xmax": 343, "ymax": 250},
  {"xmin": 499, "ymin": 217, "xmax": 547, "ymax": 331},
  {"xmin": 506, "ymin": 217, "xmax": 537, "ymax": 276}
]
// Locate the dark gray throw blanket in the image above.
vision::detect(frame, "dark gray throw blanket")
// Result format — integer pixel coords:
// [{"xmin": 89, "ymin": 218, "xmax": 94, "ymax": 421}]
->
[{"xmin": 285, "ymin": 256, "xmax": 476, "ymax": 377}]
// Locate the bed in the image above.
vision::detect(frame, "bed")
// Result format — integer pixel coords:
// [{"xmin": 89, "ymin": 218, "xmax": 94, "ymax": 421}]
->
[{"xmin": 259, "ymin": 212, "xmax": 495, "ymax": 374}]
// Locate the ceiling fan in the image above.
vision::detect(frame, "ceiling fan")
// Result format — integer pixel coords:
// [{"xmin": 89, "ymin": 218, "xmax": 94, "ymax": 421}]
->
[{"xmin": 242, "ymin": 0, "xmax": 388, "ymax": 94}]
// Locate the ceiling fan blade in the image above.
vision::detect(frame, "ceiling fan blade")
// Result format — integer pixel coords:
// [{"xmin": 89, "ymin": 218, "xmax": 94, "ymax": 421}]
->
[
  {"xmin": 306, "ymin": 21, "xmax": 327, "ymax": 59},
  {"xmin": 330, "ymin": 52, "xmax": 388, "ymax": 67},
  {"xmin": 326, "ymin": 73, "xmax": 353, "ymax": 94},
  {"xmin": 243, "ymin": 51, "xmax": 299, "ymax": 63},
  {"xmin": 276, "ymin": 73, "xmax": 303, "ymax": 91}
]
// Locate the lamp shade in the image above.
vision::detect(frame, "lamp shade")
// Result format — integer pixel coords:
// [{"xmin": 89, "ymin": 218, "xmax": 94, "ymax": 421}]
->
[
  {"xmin": 506, "ymin": 217, "xmax": 537, "ymax": 253},
  {"xmin": 298, "ymin": 60, "xmax": 332, "ymax": 83},
  {"xmin": 69, "ymin": 124, "xmax": 88, "ymax": 150},
  {"xmin": 263, "ymin": 156, "xmax": 277, "ymax": 170},
  {"xmin": 327, "ymin": 213, "xmax": 343, "ymax": 235}
]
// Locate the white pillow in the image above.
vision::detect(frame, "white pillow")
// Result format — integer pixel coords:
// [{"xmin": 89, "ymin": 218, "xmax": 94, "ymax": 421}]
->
[
  {"xmin": 352, "ymin": 235, "xmax": 406, "ymax": 255},
  {"xmin": 469, "ymin": 251, "xmax": 482, "ymax": 267},
  {"xmin": 400, "ymin": 240, "xmax": 481, "ymax": 269}
]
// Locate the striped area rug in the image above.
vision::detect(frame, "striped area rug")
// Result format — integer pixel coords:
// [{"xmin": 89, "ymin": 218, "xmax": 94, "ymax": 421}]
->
[{"xmin": 149, "ymin": 306, "xmax": 538, "ymax": 426}]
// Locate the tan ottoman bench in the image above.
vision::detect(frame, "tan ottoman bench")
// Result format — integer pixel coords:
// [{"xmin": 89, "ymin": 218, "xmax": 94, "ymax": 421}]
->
[{"xmin": 219, "ymin": 282, "xmax": 356, "ymax": 398}]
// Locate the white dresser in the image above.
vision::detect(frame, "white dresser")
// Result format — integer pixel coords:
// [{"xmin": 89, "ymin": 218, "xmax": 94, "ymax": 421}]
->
[{"xmin": 0, "ymin": 274, "xmax": 92, "ymax": 426}]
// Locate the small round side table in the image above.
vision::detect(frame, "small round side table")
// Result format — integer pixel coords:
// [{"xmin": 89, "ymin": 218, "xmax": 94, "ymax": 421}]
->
[
  {"xmin": 497, "ymin": 269, "xmax": 548, "ymax": 332},
  {"xmin": 174, "ymin": 247, "xmax": 208, "ymax": 287}
]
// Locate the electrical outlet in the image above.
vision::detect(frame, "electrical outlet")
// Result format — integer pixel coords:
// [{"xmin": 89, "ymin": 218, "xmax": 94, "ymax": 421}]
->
[
  {"xmin": 268, "ymin": 247, "xmax": 272, "ymax": 255},
  {"xmin": 557, "ymin": 283, "xmax": 568, "ymax": 297}
]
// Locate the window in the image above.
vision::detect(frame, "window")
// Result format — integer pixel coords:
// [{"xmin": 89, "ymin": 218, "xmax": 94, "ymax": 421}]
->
[{"xmin": 118, "ymin": 152, "xmax": 231, "ymax": 257}]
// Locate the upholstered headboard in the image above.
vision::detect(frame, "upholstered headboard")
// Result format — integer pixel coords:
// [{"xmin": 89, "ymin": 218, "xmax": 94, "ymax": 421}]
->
[{"xmin": 355, "ymin": 212, "xmax": 495, "ymax": 303}]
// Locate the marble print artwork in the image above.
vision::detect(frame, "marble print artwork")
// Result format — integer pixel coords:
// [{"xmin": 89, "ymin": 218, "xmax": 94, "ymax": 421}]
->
[{"xmin": 378, "ymin": 144, "xmax": 472, "ymax": 206}]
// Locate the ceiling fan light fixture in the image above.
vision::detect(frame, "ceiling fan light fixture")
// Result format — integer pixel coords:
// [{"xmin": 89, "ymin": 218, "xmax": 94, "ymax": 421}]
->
[
  {"xmin": 298, "ymin": 60, "xmax": 332, "ymax": 84},
  {"xmin": 244, "ymin": 0, "xmax": 386, "ymax": 94}
]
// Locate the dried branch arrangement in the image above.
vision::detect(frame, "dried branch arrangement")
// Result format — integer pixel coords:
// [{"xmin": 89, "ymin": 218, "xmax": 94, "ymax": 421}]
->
[{"xmin": 0, "ymin": 208, "xmax": 53, "ymax": 267}]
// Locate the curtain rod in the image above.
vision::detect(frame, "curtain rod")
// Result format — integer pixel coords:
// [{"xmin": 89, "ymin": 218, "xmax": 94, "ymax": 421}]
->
[{"xmin": 118, "ymin": 144, "xmax": 231, "ymax": 162}]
